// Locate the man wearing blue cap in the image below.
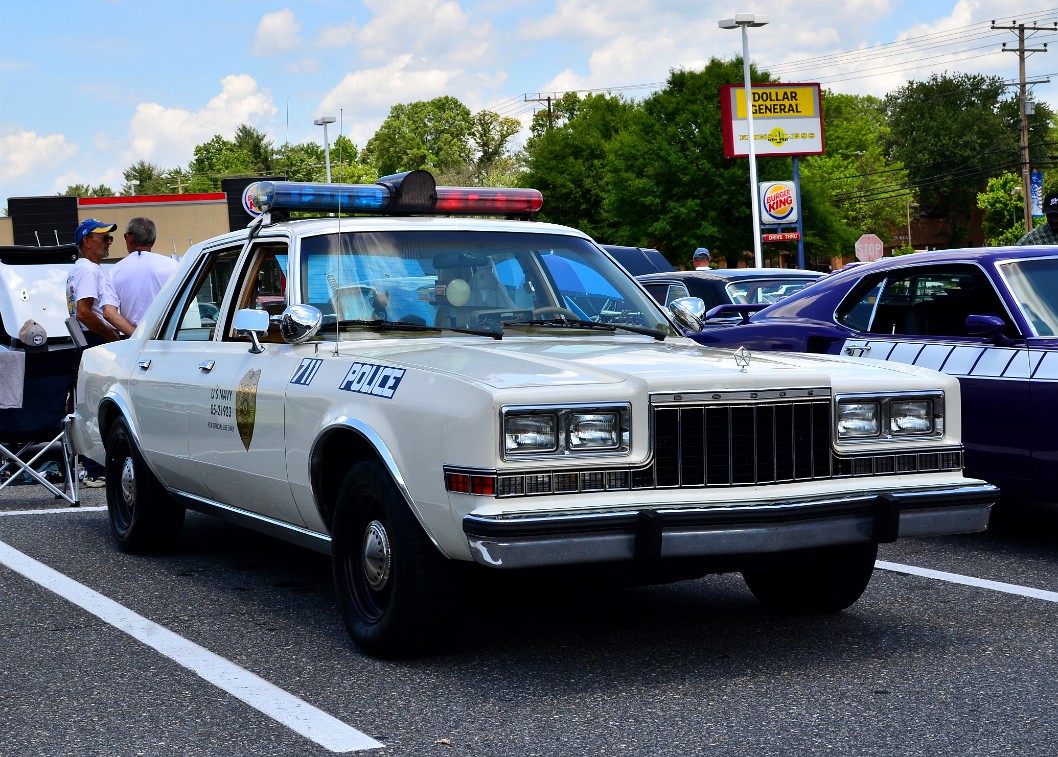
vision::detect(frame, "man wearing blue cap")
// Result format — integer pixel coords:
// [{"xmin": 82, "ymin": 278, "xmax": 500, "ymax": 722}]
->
[
  {"xmin": 66, "ymin": 218, "xmax": 135, "ymax": 345},
  {"xmin": 692, "ymin": 247, "xmax": 712, "ymax": 269},
  {"xmin": 66, "ymin": 218, "xmax": 135, "ymax": 487}
]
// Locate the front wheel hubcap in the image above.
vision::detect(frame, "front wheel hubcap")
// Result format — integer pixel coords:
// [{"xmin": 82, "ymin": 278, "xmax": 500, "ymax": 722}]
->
[
  {"xmin": 362, "ymin": 520, "xmax": 391, "ymax": 591},
  {"xmin": 120, "ymin": 456, "xmax": 135, "ymax": 504}
]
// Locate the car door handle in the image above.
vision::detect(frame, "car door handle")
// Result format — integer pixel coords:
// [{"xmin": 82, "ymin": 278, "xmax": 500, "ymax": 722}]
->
[
  {"xmin": 844, "ymin": 343, "xmax": 871, "ymax": 356},
  {"xmin": 198, "ymin": 360, "xmax": 216, "ymax": 372},
  {"xmin": 136, "ymin": 359, "xmax": 151, "ymax": 371}
]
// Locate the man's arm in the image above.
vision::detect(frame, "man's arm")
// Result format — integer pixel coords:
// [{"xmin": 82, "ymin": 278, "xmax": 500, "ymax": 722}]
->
[
  {"xmin": 76, "ymin": 298, "xmax": 122, "ymax": 342},
  {"xmin": 102, "ymin": 303, "xmax": 137, "ymax": 336}
]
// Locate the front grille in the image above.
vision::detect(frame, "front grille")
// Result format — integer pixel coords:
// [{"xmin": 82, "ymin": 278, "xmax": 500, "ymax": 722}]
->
[
  {"xmin": 653, "ymin": 399, "xmax": 832, "ymax": 487},
  {"xmin": 479, "ymin": 391, "xmax": 964, "ymax": 498}
]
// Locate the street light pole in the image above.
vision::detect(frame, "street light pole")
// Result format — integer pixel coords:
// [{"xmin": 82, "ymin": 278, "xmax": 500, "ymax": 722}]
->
[
  {"xmin": 314, "ymin": 116, "xmax": 337, "ymax": 182},
  {"xmin": 720, "ymin": 13, "xmax": 768, "ymax": 268}
]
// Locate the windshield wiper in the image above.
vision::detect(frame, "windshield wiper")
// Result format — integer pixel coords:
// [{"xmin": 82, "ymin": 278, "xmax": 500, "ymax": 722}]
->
[
  {"xmin": 337, "ymin": 319, "xmax": 502, "ymax": 339},
  {"xmin": 501, "ymin": 318, "xmax": 666, "ymax": 341}
]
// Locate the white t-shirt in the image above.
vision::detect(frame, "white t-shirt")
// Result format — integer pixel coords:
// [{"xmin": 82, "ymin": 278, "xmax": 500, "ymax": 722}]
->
[
  {"xmin": 66, "ymin": 257, "xmax": 114, "ymax": 332},
  {"xmin": 109, "ymin": 250, "xmax": 180, "ymax": 325}
]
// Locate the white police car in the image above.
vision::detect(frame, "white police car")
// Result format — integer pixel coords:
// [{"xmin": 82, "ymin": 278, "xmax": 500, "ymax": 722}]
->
[{"xmin": 71, "ymin": 170, "xmax": 996, "ymax": 657}]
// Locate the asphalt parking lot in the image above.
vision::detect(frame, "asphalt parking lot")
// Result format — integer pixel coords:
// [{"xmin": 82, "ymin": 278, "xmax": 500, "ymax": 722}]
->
[{"xmin": 2, "ymin": 483, "xmax": 1057, "ymax": 756}]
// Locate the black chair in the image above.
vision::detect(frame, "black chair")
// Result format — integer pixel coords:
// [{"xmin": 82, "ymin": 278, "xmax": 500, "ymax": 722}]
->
[{"xmin": 0, "ymin": 347, "xmax": 81, "ymax": 506}]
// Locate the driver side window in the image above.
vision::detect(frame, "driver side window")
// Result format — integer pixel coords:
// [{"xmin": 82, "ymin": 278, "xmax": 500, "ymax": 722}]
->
[{"xmin": 162, "ymin": 247, "xmax": 240, "ymax": 341}]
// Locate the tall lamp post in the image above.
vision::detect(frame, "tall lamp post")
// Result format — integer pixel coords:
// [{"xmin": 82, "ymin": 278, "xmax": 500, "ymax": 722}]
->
[
  {"xmin": 719, "ymin": 13, "xmax": 768, "ymax": 268},
  {"xmin": 314, "ymin": 116, "xmax": 337, "ymax": 182}
]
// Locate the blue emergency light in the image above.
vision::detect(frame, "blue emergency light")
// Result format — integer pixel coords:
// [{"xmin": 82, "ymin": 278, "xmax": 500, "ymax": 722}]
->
[{"xmin": 248, "ymin": 170, "xmax": 542, "ymax": 218}]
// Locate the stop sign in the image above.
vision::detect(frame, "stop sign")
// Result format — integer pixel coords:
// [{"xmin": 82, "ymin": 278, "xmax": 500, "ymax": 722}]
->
[{"xmin": 854, "ymin": 233, "xmax": 884, "ymax": 262}]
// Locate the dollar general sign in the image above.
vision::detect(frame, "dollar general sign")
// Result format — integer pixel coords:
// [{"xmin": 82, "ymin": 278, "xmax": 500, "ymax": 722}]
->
[{"xmin": 720, "ymin": 83, "xmax": 824, "ymax": 159}]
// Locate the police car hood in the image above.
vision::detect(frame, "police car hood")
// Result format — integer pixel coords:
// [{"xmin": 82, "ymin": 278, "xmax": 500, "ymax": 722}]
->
[{"xmin": 347, "ymin": 337, "xmax": 941, "ymax": 390}]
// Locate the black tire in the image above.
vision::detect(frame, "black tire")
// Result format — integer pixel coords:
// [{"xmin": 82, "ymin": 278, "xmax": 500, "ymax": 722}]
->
[
  {"xmin": 742, "ymin": 542, "xmax": 878, "ymax": 613},
  {"xmin": 332, "ymin": 460, "xmax": 454, "ymax": 658},
  {"xmin": 105, "ymin": 418, "xmax": 185, "ymax": 554}
]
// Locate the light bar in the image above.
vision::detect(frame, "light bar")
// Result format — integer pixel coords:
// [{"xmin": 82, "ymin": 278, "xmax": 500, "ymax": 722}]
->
[
  {"xmin": 248, "ymin": 169, "xmax": 542, "ymax": 218},
  {"xmin": 250, "ymin": 181, "xmax": 388, "ymax": 213},
  {"xmin": 435, "ymin": 187, "xmax": 543, "ymax": 215}
]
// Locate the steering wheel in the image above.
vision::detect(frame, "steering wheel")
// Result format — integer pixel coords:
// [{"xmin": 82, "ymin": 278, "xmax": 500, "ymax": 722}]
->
[{"xmin": 532, "ymin": 306, "xmax": 579, "ymax": 319}]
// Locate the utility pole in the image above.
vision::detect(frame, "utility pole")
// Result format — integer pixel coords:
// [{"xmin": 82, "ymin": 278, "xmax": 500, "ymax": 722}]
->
[
  {"xmin": 992, "ymin": 19, "xmax": 1054, "ymax": 231},
  {"xmin": 169, "ymin": 172, "xmax": 189, "ymax": 194},
  {"xmin": 524, "ymin": 94, "xmax": 557, "ymax": 132}
]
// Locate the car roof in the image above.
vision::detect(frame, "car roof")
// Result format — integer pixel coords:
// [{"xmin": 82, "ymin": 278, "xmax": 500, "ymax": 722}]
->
[
  {"xmin": 832, "ymin": 246, "xmax": 1058, "ymax": 275},
  {"xmin": 601, "ymin": 245, "xmax": 674, "ymax": 275},
  {"xmin": 637, "ymin": 267, "xmax": 823, "ymax": 283},
  {"xmin": 185, "ymin": 215, "xmax": 592, "ymax": 257}
]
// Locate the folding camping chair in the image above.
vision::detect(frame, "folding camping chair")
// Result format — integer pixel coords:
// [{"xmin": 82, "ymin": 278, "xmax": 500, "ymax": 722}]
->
[{"xmin": 0, "ymin": 346, "xmax": 81, "ymax": 506}]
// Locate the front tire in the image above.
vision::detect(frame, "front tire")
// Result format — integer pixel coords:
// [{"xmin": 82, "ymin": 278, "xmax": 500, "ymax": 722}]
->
[
  {"xmin": 742, "ymin": 542, "xmax": 878, "ymax": 613},
  {"xmin": 332, "ymin": 460, "xmax": 455, "ymax": 658},
  {"xmin": 105, "ymin": 418, "xmax": 185, "ymax": 553}
]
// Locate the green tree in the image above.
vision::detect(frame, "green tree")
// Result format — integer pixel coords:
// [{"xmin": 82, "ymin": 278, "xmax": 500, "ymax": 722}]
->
[
  {"xmin": 802, "ymin": 92, "xmax": 911, "ymax": 251},
  {"xmin": 61, "ymin": 183, "xmax": 115, "ymax": 197},
  {"xmin": 329, "ymin": 135, "xmax": 374, "ymax": 184},
  {"xmin": 603, "ymin": 59, "xmax": 786, "ymax": 268},
  {"xmin": 233, "ymin": 124, "xmax": 275, "ymax": 175},
  {"xmin": 885, "ymin": 73, "xmax": 1016, "ymax": 247},
  {"xmin": 187, "ymin": 134, "xmax": 257, "ymax": 192},
  {"xmin": 523, "ymin": 92, "xmax": 634, "ymax": 240},
  {"xmin": 362, "ymin": 96, "xmax": 474, "ymax": 177},
  {"xmin": 122, "ymin": 160, "xmax": 169, "ymax": 195},
  {"xmin": 470, "ymin": 110, "xmax": 522, "ymax": 184},
  {"xmin": 273, "ymin": 141, "xmax": 327, "ymax": 182},
  {"xmin": 977, "ymin": 171, "xmax": 1026, "ymax": 245}
]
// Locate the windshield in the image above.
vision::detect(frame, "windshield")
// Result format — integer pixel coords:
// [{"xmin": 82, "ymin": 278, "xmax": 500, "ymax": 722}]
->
[
  {"xmin": 1000, "ymin": 256, "xmax": 1058, "ymax": 337},
  {"xmin": 725, "ymin": 277, "xmax": 819, "ymax": 305},
  {"xmin": 296, "ymin": 230, "xmax": 675, "ymax": 336}
]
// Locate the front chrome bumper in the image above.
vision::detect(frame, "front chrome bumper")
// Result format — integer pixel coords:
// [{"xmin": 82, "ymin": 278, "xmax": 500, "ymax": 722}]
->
[{"xmin": 462, "ymin": 483, "xmax": 997, "ymax": 569}]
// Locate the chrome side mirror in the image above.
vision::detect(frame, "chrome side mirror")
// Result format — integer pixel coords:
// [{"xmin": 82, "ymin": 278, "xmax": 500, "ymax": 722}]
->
[
  {"xmin": 279, "ymin": 304, "xmax": 323, "ymax": 344},
  {"xmin": 234, "ymin": 308, "xmax": 270, "ymax": 354},
  {"xmin": 668, "ymin": 297, "xmax": 707, "ymax": 332}
]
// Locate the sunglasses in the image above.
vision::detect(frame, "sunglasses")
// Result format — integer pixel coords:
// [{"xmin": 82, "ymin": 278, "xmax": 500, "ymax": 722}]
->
[{"xmin": 88, "ymin": 234, "xmax": 114, "ymax": 243}]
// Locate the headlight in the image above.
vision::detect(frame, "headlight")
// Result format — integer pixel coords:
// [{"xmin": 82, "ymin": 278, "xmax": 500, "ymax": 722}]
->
[
  {"xmin": 504, "ymin": 414, "xmax": 558, "ymax": 453},
  {"xmin": 837, "ymin": 393, "xmax": 944, "ymax": 441},
  {"xmin": 837, "ymin": 402, "xmax": 880, "ymax": 437},
  {"xmin": 502, "ymin": 404, "xmax": 630, "ymax": 458},
  {"xmin": 568, "ymin": 413, "xmax": 620, "ymax": 450},
  {"xmin": 890, "ymin": 400, "xmax": 933, "ymax": 434}
]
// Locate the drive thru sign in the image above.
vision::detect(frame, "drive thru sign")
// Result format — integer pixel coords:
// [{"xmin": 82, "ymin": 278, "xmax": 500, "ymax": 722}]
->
[{"xmin": 854, "ymin": 234, "xmax": 884, "ymax": 262}]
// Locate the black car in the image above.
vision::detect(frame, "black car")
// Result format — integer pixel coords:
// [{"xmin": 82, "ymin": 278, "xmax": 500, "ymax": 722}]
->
[
  {"xmin": 602, "ymin": 245, "xmax": 674, "ymax": 275},
  {"xmin": 638, "ymin": 268, "xmax": 824, "ymax": 320}
]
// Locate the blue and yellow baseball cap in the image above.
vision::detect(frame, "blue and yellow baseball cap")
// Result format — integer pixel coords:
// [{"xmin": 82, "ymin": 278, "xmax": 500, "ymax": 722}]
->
[{"xmin": 75, "ymin": 218, "xmax": 117, "ymax": 245}]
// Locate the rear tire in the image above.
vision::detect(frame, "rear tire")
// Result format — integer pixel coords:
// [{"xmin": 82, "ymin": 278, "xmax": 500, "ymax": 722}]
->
[
  {"xmin": 742, "ymin": 542, "xmax": 878, "ymax": 613},
  {"xmin": 332, "ymin": 460, "xmax": 455, "ymax": 658},
  {"xmin": 105, "ymin": 418, "xmax": 185, "ymax": 553}
]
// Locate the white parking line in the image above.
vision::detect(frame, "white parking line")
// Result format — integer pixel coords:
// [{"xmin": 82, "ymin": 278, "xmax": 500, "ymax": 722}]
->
[
  {"xmin": 877, "ymin": 560, "xmax": 1058, "ymax": 603},
  {"xmin": 0, "ymin": 506, "xmax": 107, "ymax": 516},
  {"xmin": 0, "ymin": 540, "xmax": 382, "ymax": 753}
]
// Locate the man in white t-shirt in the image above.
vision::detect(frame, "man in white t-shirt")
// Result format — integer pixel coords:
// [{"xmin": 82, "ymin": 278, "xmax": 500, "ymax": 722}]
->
[
  {"xmin": 104, "ymin": 216, "xmax": 179, "ymax": 328},
  {"xmin": 67, "ymin": 218, "xmax": 135, "ymax": 347},
  {"xmin": 66, "ymin": 217, "xmax": 135, "ymax": 487}
]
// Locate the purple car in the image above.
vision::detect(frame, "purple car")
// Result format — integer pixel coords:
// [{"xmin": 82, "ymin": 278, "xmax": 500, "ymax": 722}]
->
[{"xmin": 672, "ymin": 247, "xmax": 1058, "ymax": 505}]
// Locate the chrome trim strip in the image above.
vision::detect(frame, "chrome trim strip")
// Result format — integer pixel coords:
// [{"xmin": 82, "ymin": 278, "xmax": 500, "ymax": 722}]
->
[{"xmin": 170, "ymin": 488, "xmax": 332, "ymax": 555}]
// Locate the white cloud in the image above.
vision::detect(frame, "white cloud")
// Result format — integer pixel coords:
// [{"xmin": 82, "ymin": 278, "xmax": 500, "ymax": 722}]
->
[
  {"xmin": 354, "ymin": 0, "xmax": 496, "ymax": 67},
  {"xmin": 122, "ymin": 74, "xmax": 277, "ymax": 168},
  {"xmin": 286, "ymin": 58, "xmax": 320, "ymax": 75},
  {"xmin": 251, "ymin": 9, "xmax": 303, "ymax": 56},
  {"xmin": 317, "ymin": 20, "xmax": 359, "ymax": 49},
  {"xmin": 0, "ymin": 129, "xmax": 77, "ymax": 186}
]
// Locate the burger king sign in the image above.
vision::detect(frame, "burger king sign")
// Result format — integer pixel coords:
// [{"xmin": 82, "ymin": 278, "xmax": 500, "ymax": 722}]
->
[{"xmin": 760, "ymin": 181, "xmax": 798, "ymax": 225}]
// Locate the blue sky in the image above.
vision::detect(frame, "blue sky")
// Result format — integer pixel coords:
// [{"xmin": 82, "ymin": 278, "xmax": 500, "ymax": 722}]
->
[{"xmin": 2, "ymin": 1, "xmax": 1056, "ymax": 203}]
